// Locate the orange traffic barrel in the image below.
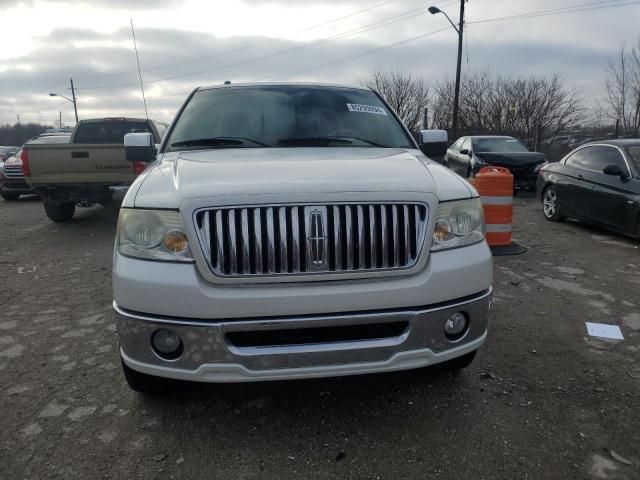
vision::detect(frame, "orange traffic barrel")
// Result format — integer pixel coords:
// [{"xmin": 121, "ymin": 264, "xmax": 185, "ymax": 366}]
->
[{"xmin": 474, "ymin": 166, "xmax": 513, "ymax": 247}]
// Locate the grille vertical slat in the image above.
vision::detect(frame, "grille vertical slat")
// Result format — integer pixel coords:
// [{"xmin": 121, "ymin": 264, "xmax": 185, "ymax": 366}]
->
[
  {"xmin": 253, "ymin": 209, "xmax": 263, "ymax": 274},
  {"xmin": 227, "ymin": 210, "xmax": 238, "ymax": 274},
  {"xmin": 357, "ymin": 205, "xmax": 366, "ymax": 269},
  {"xmin": 380, "ymin": 206, "xmax": 389, "ymax": 268},
  {"xmin": 345, "ymin": 205, "xmax": 354, "ymax": 270},
  {"xmin": 333, "ymin": 205, "xmax": 342, "ymax": 270},
  {"xmin": 403, "ymin": 205, "xmax": 411, "ymax": 264},
  {"xmin": 278, "ymin": 207, "xmax": 289, "ymax": 273},
  {"xmin": 265, "ymin": 208, "xmax": 276, "ymax": 273},
  {"xmin": 369, "ymin": 205, "xmax": 378, "ymax": 268},
  {"xmin": 290, "ymin": 207, "xmax": 300, "ymax": 273},
  {"xmin": 214, "ymin": 210, "xmax": 225, "ymax": 274},
  {"xmin": 240, "ymin": 209, "xmax": 250, "ymax": 274},
  {"xmin": 197, "ymin": 203, "xmax": 427, "ymax": 277},
  {"xmin": 392, "ymin": 205, "xmax": 400, "ymax": 267}
]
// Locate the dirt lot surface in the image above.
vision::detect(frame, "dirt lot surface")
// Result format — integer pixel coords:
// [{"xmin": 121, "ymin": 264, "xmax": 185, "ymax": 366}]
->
[{"xmin": 1, "ymin": 194, "xmax": 639, "ymax": 480}]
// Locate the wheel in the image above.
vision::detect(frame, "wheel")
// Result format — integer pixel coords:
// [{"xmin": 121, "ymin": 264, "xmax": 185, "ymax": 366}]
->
[
  {"xmin": 442, "ymin": 350, "xmax": 477, "ymax": 371},
  {"xmin": 121, "ymin": 359, "xmax": 171, "ymax": 396},
  {"xmin": 542, "ymin": 186, "xmax": 566, "ymax": 222},
  {"xmin": 1, "ymin": 191, "xmax": 20, "ymax": 201},
  {"xmin": 43, "ymin": 199, "xmax": 75, "ymax": 222}
]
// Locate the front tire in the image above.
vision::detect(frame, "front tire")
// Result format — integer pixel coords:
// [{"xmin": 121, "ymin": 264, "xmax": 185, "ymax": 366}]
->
[
  {"xmin": 1, "ymin": 191, "xmax": 20, "ymax": 201},
  {"xmin": 542, "ymin": 186, "xmax": 566, "ymax": 222},
  {"xmin": 43, "ymin": 199, "xmax": 75, "ymax": 222},
  {"xmin": 121, "ymin": 359, "xmax": 171, "ymax": 396}
]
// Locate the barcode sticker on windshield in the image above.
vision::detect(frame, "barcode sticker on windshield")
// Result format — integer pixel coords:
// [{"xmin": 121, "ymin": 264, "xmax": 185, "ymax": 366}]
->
[{"xmin": 346, "ymin": 103, "xmax": 387, "ymax": 115}]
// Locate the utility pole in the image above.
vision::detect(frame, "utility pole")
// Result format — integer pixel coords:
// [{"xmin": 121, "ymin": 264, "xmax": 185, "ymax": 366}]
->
[
  {"xmin": 451, "ymin": 0, "xmax": 466, "ymax": 141},
  {"xmin": 59, "ymin": 111, "xmax": 63, "ymax": 129},
  {"xmin": 70, "ymin": 78, "xmax": 78, "ymax": 123},
  {"xmin": 17, "ymin": 114, "xmax": 21, "ymax": 125}
]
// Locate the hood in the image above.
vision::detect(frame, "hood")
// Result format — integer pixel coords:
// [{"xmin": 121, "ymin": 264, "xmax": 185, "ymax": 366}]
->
[
  {"xmin": 475, "ymin": 151, "xmax": 546, "ymax": 167},
  {"xmin": 131, "ymin": 147, "xmax": 474, "ymax": 208}
]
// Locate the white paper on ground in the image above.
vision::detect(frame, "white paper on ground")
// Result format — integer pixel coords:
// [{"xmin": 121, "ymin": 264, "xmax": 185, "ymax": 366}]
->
[{"xmin": 585, "ymin": 322, "xmax": 624, "ymax": 340}]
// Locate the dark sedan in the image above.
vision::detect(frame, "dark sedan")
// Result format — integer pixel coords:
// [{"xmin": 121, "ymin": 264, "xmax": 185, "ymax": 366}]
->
[
  {"xmin": 445, "ymin": 135, "xmax": 547, "ymax": 190},
  {"xmin": 537, "ymin": 140, "xmax": 640, "ymax": 238}
]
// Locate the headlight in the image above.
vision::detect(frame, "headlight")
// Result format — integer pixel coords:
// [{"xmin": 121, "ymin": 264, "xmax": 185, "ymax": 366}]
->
[
  {"xmin": 431, "ymin": 198, "xmax": 485, "ymax": 252},
  {"xmin": 117, "ymin": 209, "xmax": 193, "ymax": 262}
]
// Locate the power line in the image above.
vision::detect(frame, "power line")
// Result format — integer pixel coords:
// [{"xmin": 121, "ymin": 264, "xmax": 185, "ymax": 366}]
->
[
  {"xmin": 270, "ymin": 27, "xmax": 450, "ymax": 80},
  {"xmin": 76, "ymin": 4, "xmax": 444, "ymax": 91},
  {"xmin": 70, "ymin": 0, "xmax": 406, "ymax": 84},
  {"xmin": 467, "ymin": 0, "xmax": 640, "ymax": 24}
]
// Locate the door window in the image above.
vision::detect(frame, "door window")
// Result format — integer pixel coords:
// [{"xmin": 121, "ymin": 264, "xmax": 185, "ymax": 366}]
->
[{"xmin": 572, "ymin": 146, "xmax": 628, "ymax": 174}]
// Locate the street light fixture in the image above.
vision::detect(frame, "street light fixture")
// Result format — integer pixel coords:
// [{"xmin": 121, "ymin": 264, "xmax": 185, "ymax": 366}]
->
[
  {"xmin": 429, "ymin": 1, "xmax": 466, "ymax": 141},
  {"xmin": 49, "ymin": 78, "xmax": 78, "ymax": 123}
]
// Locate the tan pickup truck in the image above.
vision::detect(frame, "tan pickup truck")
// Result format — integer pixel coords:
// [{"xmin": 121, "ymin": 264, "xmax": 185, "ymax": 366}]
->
[{"xmin": 23, "ymin": 117, "xmax": 166, "ymax": 221}]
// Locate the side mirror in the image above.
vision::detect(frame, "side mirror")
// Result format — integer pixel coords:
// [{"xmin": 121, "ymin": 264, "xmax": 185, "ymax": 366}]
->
[
  {"xmin": 603, "ymin": 164, "xmax": 626, "ymax": 177},
  {"xmin": 419, "ymin": 129, "xmax": 448, "ymax": 158},
  {"xmin": 124, "ymin": 132, "xmax": 156, "ymax": 163}
]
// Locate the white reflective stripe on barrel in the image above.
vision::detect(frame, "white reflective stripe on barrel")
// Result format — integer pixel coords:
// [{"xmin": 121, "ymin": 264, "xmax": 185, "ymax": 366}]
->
[
  {"xmin": 481, "ymin": 196, "xmax": 513, "ymax": 205},
  {"xmin": 485, "ymin": 223, "xmax": 512, "ymax": 233}
]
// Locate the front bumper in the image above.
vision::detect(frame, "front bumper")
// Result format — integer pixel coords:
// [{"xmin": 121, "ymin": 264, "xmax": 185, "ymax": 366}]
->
[
  {"xmin": 116, "ymin": 289, "xmax": 491, "ymax": 383},
  {"xmin": 0, "ymin": 176, "xmax": 33, "ymax": 194}
]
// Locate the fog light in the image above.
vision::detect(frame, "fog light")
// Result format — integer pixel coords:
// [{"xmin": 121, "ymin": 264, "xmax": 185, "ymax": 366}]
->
[
  {"xmin": 152, "ymin": 329, "xmax": 183, "ymax": 360},
  {"xmin": 444, "ymin": 312, "xmax": 468, "ymax": 340}
]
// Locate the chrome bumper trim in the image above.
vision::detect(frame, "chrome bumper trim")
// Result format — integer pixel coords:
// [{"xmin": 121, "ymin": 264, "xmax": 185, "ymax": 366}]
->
[{"xmin": 115, "ymin": 288, "xmax": 491, "ymax": 383}]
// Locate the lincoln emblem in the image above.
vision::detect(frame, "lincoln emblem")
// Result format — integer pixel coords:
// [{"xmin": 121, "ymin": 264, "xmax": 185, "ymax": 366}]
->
[{"xmin": 306, "ymin": 208, "xmax": 327, "ymax": 269}]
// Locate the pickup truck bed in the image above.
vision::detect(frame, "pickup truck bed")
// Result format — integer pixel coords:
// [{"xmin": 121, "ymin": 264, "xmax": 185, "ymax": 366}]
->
[{"xmin": 22, "ymin": 117, "xmax": 165, "ymax": 221}]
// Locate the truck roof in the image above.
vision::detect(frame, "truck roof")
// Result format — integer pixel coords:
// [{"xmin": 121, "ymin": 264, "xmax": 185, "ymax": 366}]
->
[
  {"xmin": 197, "ymin": 81, "xmax": 371, "ymax": 92},
  {"xmin": 76, "ymin": 118, "xmax": 152, "ymax": 124}
]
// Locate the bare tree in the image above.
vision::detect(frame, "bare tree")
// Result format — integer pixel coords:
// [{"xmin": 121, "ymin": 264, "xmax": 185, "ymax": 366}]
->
[
  {"xmin": 600, "ymin": 40, "xmax": 640, "ymax": 136},
  {"xmin": 361, "ymin": 70, "xmax": 430, "ymax": 133},
  {"xmin": 430, "ymin": 72, "xmax": 583, "ymax": 148}
]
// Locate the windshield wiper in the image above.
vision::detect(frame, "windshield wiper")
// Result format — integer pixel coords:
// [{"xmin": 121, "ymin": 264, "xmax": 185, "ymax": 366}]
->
[
  {"xmin": 171, "ymin": 137, "xmax": 271, "ymax": 148},
  {"xmin": 277, "ymin": 137, "xmax": 353, "ymax": 147},
  {"xmin": 327, "ymin": 136, "xmax": 386, "ymax": 147}
]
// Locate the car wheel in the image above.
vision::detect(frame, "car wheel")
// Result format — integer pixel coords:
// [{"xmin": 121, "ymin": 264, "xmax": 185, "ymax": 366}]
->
[
  {"xmin": 43, "ymin": 199, "xmax": 76, "ymax": 222},
  {"xmin": 1, "ymin": 191, "xmax": 20, "ymax": 201},
  {"xmin": 442, "ymin": 350, "xmax": 477, "ymax": 371},
  {"xmin": 121, "ymin": 359, "xmax": 171, "ymax": 396},
  {"xmin": 542, "ymin": 186, "xmax": 566, "ymax": 222}
]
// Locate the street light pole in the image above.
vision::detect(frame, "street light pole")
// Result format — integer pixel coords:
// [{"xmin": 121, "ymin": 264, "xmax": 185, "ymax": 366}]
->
[
  {"xmin": 70, "ymin": 78, "xmax": 78, "ymax": 123},
  {"xmin": 429, "ymin": 1, "xmax": 466, "ymax": 140},
  {"xmin": 452, "ymin": 0, "xmax": 465, "ymax": 141},
  {"xmin": 50, "ymin": 79, "xmax": 79, "ymax": 124}
]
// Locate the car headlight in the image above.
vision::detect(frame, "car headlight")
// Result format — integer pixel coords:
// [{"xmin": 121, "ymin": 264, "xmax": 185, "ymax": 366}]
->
[
  {"xmin": 116, "ymin": 208, "xmax": 193, "ymax": 262},
  {"xmin": 431, "ymin": 198, "xmax": 485, "ymax": 252}
]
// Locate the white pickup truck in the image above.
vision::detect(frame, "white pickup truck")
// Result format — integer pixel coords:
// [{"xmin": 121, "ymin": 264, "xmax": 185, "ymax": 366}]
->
[{"xmin": 113, "ymin": 82, "xmax": 493, "ymax": 394}]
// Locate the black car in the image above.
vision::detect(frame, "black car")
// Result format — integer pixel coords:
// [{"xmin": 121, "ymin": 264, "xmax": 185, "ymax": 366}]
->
[
  {"xmin": 537, "ymin": 140, "xmax": 640, "ymax": 238},
  {"xmin": 445, "ymin": 135, "xmax": 547, "ymax": 189}
]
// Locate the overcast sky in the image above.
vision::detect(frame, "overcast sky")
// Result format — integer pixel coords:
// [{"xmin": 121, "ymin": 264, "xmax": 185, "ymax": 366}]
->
[{"xmin": 1, "ymin": 0, "xmax": 639, "ymax": 126}]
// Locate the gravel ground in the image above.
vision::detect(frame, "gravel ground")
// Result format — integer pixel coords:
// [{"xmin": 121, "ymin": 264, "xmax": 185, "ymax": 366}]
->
[{"xmin": 1, "ymin": 194, "xmax": 639, "ymax": 480}]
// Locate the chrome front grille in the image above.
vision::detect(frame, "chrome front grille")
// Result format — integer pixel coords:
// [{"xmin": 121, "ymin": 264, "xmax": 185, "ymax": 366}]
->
[
  {"xmin": 194, "ymin": 203, "xmax": 428, "ymax": 277},
  {"xmin": 3, "ymin": 165, "xmax": 24, "ymax": 178}
]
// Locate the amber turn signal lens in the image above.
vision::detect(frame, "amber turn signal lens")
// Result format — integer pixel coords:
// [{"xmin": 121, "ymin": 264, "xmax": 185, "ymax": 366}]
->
[{"xmin": 163, "ymin": 230, "xmax": 189, "ymax": 253}]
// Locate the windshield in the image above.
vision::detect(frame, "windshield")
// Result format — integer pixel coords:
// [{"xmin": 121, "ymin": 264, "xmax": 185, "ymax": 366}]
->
[
  {"xmin": 28, "ymin": 135, "xmax": 70, "ymax": 144},
  {"xmin": 165, "ymin": 85, "xmax": 414, "ymax": 151},
  {"xmin": 473, "ymin": 137, "xmax": 529, "ymax": 153},
  {"xmin": 74, "ymin": 121, "xmax": 152, "ymax": 144},
  {"xmin": 626, "ymin": 145, "xmax": 640, "ymax": 170}
]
